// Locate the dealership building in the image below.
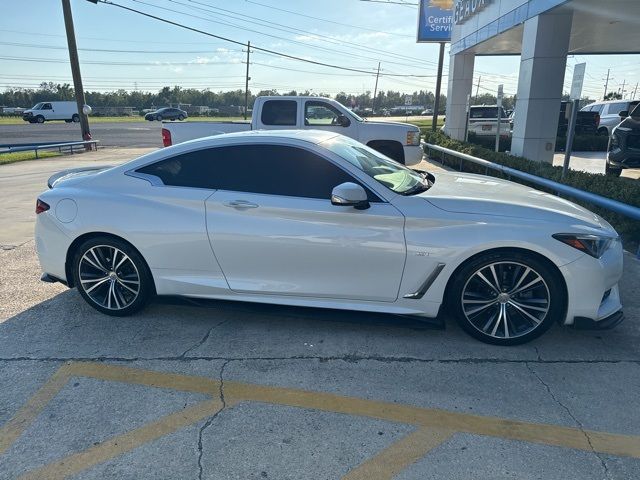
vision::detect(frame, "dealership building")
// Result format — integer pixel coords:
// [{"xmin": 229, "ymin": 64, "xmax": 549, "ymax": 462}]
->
[{"xmin": 442, "ymin": 0, "xmax": 640, "ymax": 163}]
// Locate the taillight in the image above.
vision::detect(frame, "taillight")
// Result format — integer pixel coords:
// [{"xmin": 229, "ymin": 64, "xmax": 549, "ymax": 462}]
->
[
  {"xmin": 36, "ymin": 199, "xmax": 50, "ymax": 214},
  {"xmin": 595, "ymin": 114, "xmax": 600, "ymax": 127},
  {"xmin": 162, "ymin": 128, "xmax": 172, "ymax": 147}
]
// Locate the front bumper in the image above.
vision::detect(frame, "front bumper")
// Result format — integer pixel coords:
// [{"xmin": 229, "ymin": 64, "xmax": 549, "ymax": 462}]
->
[
  {"xmin": 559, "ymin": 240, "xmax": 624, "ymax": 327},
  {"xmin": 404, "ymin": 145, "xmax": 424, "ymax": 166}
]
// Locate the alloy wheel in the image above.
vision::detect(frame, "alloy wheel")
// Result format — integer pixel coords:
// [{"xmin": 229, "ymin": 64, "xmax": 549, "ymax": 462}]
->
[
  {"xmin": 460, "ymin": 261, "xmax": 550, "ymax": 340},
  {"xmin": 78, "ymin": 245, "xmax": 141, "ymax": 311}
]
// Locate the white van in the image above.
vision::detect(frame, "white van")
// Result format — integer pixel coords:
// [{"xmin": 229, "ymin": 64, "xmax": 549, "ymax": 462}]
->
[{"xmin": 22, "ymin": 101, "xmax": 80, "ymax": 124}]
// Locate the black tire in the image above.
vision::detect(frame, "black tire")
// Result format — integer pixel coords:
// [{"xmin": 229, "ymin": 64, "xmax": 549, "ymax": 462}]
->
[
  {"xmin": 36, "ymin": 115, "xmax": 45, "ymax": 124},
  {"xmin": 64, "ymin": 119, "xmax": 72, "ymax": 123},
  {"xmin": 605, "ymin": 162, "xmax": 622, "ymax": 177},
  {"xmin": 597, "ymin": 127, "xmax": 609, "ymax": 136},
  {"xmin": 72, "ymin": 114, "xmax": 80, "ymax": 123},
  {"xmin": 178, "ymin": 114, "xmax": 185, "ymax": 121},
  {"xmin": 449, "ymin": 251, "xmax": 564, "ymax": 346},
  {"xmin": 156, "ymin": 115, "xmax": 163, "ymax": 121},
  {"xmin": 72, "ymin": 236, "xmax": 153, "ymax": 316}
]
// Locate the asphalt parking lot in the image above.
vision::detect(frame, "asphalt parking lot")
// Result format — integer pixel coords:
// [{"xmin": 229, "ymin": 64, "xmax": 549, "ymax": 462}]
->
[{"xmin": 1, "ymin": 148, "xmax": 640, "ymax": 479}]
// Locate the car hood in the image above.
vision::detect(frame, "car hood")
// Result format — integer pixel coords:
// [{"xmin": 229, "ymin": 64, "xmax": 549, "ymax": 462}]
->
[
  {"xmin": 420, "ymin": 172, "xmax": 611, "ymax": 230},
  {"xmin": 363, "ymin": 120, "xmax": 419, "ymax": 132}
]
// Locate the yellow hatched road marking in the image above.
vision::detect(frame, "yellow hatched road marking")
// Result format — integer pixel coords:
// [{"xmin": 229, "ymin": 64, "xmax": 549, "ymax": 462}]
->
[{"xmin": 1, "ymin": 361, "xmax": 638, "ymax": 480}]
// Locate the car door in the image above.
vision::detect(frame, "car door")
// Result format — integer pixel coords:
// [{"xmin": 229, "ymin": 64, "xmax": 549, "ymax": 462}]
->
[
  {"xmin": 204, "ymin": 143, "xmax": 406, "ymax": 302},
  {"xmin": 302, "ymin": 100, "xmax": 358, "ymax": 139}
]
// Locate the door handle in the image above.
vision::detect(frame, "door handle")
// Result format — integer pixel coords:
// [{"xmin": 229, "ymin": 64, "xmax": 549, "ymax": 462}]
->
[{"xmin": 224, "ymin": 200, "xmax": 259, "ymax": 209}]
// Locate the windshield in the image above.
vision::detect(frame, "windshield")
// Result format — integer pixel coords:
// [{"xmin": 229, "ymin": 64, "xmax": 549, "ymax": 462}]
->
[
  {"xmin": 321, "ymin": 136, "xmax": 427, "ymax": 195},
  {"xmin": 32, "ymin": 102, "xmax": 43, "ymax": 110}
]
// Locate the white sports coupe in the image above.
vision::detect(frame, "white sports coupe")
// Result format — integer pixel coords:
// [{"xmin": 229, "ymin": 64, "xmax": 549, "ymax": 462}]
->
[{"xmin": 35, "ymin": 130, "xmax": 624, "ymax": 345}]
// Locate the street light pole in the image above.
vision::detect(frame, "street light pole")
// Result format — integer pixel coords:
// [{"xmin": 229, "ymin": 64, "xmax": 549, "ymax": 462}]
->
[
  {"xmin": 62, "ymin": 0, "xmax": 91, "ymax": 145},
  {"xmin": 431, "ymin": 42, "xmax": 445, "ymax": 132}
]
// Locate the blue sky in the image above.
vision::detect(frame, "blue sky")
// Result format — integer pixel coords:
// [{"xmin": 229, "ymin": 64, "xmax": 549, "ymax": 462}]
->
[{"xmin": 0, "ymin": 0, "xmax": 638, "ymax": 101}]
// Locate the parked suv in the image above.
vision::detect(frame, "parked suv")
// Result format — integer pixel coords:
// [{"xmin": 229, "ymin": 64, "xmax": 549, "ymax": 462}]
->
[
  {"xmin": 581, "ymin": 100, "xmax": 640, "ymax": 136},
  {"xmin": 606, "ymin": 103, "xmax": 640, "ymax": 176},
  {"xmin": 468, "ymin": 106, "xmax": 511, "ymax": 138},
  {"xmin": 144, "ymin": 107, "xmax": 188, "ymax": 122}
]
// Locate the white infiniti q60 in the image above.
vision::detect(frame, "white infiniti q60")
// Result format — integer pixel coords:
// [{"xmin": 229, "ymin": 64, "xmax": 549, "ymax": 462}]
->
[{"xmin": 35, "ymin": 130, "xmax": 624, "ymax": 345}]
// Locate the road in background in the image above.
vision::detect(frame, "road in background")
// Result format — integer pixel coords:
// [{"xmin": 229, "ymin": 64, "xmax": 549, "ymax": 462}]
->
[{"xmin": 0, "ymin": 121, "xmax": 163, "ymax": 147}]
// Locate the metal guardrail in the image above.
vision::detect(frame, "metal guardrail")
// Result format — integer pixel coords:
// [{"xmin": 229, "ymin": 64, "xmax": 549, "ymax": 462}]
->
[
  {"xmin": 424, "ymin": 142, "xmax": 640, "ymax": 223},
  {"xmin": 0, "ymin": 140, "xmax": 99, "ymax": 158}
]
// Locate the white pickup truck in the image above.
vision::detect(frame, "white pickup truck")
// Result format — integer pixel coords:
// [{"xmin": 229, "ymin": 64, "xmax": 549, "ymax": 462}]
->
[{"xmin": 161, "ymin": 96, "xmax": 423, "ymax": 165}]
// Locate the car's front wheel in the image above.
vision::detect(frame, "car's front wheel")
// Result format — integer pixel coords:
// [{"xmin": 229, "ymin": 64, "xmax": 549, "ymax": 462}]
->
[
  {"xmin": 449, "ymin": 252, "xmax": 563, "ymax": 345},
  {"xmin": 72, "ymin": 237, "xmax": 153, "ymax": 316}
]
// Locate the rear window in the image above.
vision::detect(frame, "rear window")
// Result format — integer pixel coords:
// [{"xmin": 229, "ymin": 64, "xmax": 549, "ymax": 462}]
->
[
  {"xmin": 469, "ymin": 107, "xmax": 506, "ymax": 119},
  {"xmin": 261, "ymin": 100, "xmax": 297, "ymax": 126}
]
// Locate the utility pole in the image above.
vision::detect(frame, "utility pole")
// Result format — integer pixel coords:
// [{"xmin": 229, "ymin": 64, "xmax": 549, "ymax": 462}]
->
[
  {"xmin": 603, "ymin": 69, "xmax": 610, "ymax": 100},
  {"xmin": 62, "ymin": 0, "xmax": 91, "ymax": 145},
  {"xmin": 431, "ymin": 42, "xmax": 445, "ymax": 132},
  {"xmin": 633, "ymin": 82, "xmax": 639, "ymax": 100},
  {"xmin": 244, "ymin": 41, "xmax": 251, "ymax": 120},
  {"xmin": 620, "ymin": 79, "xmax": 626, "ymax": 99},
  {"xmin": 474, "ymin": 75, "xmax": 481, "ymax": 104},
  {"xmin": 372, "ymin": 62, "xmax": 381, "ymax": 114}
]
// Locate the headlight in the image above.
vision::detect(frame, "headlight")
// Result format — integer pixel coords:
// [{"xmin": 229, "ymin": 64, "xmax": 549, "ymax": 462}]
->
[
  {"xmin": 552, "ymin": 233, "xmax": 615, "ymax": 259},
  {"xmin": 406, "ymin": 131, "xmax": 420, "ymax": 146}
]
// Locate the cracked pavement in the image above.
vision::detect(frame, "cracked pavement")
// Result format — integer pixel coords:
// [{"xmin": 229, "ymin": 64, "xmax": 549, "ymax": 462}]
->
[
  {"xmin": 1, "ymin": 149, "xmax": 640, "ymax": 478},
  {"xmin": 1, "ymin": 241, "xmax": 639, "ymax": 479}
]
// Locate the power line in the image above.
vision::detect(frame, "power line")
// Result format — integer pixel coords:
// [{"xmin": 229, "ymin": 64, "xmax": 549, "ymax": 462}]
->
[
  {"xmin": 0, "ymin": 40, "xmax": 242, "ymax": 54},
  {"xmin": 126, "ymin": 0, "xmax": 440, "ymax": 72},
  {"xmin": 243, "ymin": 0, "xmax": 414, "ymax": 38},
  {"xmin": 175, "ymin": 0, "xmax": 434, "ymax": 70},
  {"xmin": 93, "ymin": 0, "xmax": 385, "ymax": 75}
]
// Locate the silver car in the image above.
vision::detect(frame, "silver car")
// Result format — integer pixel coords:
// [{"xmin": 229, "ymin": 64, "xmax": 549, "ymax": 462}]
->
[{"xmin": 581, "ymin": 100, "xmax": 640, "ymax": 136}]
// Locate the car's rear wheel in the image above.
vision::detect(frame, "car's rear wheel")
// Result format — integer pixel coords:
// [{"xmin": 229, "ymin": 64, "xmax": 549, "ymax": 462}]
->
[
  {"xmin": 450, "ymin": 252, "xmax": 563, "ymax": 345},
  {"xmin": 597, "ymin": 127, "xmax": 609, "ymax": 136},
  {"xmin": 36, "ymin": 115, "xmax": 45, "ymax": 124},
  {"xmin": 178, "ymin": 114, "xmax": 185, "ymax": 121},
  {"xmin": 73, "ymin": 237, "xmax": 153, "ymax": 316}
]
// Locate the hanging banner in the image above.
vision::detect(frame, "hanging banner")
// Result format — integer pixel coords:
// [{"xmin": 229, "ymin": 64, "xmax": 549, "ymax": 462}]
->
[{"xmin": 417, "ymin": 0, "xmax": 454, "ymax": 43}]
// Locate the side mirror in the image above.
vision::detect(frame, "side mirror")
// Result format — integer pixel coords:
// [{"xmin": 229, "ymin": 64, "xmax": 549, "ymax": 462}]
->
[
  {"xmin": 337, "ymin": 114, "xmax": 351, "ymax": 127},
  {"xmin": 619, "ymin": 110, "xmax": 629, "ymax": 118},
  {"xmin": 331, "ymin": 182, "xmax": 369, "ymax": 210}
]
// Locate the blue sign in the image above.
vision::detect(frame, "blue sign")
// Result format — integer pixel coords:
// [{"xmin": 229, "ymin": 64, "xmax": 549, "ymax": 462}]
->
[{"xmin": 417, "ymin": 0, "xmax": 453, "ymax": 43}]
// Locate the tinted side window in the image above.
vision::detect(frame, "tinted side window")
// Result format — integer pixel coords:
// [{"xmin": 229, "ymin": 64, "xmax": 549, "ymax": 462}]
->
[
  {"xmin": 137, "ymin": 150, "xmax": 215, "ymax": 189},
  {"xmin": 261, "ymin": 100, "xmax": 297, "ymax": 126},
  {"xmin": 606, "ymin": 102, "xmax": 628, "ymax": 116},
  {"xmin": 136, "ymin": 145, "xmax": 379, "ymax": 201}
]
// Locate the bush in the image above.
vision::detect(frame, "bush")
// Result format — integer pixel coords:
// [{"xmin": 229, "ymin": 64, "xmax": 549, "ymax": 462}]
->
[
  {"xmin": 421, "ymin": 130, "xmax": 640, "ymax": 247},
  {"xmin": 465, "ymin": 132, "xmax": 608, "ymax": 153}
]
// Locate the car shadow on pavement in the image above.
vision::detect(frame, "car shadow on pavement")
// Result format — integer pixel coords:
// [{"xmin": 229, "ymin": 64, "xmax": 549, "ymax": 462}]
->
[{"xmin": 2, "ymin": 285, "xmax": 638, "ymax": 363}]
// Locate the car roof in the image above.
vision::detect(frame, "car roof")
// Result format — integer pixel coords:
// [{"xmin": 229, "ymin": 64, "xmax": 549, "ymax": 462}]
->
[
  {"xmin": 585, "ymin": 100, "xmax": 637, "ymax": 106},
  {"xmin": 214, "ymin": 129, "xmax": 340, "ymax": 144}
]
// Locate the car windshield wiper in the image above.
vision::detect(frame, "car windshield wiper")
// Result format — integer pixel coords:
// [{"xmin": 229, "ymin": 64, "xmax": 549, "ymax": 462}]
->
[{"xmin": 401, "ymin": 181, "xmax": 431, "ymax": 196}]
